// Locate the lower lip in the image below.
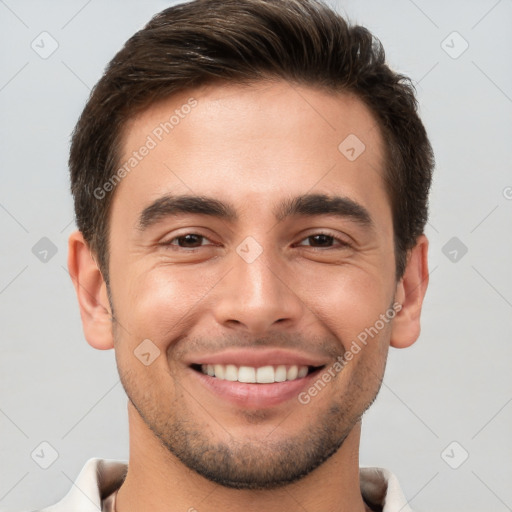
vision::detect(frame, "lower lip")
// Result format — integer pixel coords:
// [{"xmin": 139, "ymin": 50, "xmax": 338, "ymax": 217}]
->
[{"xmin": 189, "ymin": 367, "xmax": 324, "ymax": 408}]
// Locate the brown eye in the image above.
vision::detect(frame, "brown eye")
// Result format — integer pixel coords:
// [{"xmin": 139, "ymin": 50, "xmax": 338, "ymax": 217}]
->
[
  {"xmin": 166, "ymin": 234, "xmax": 207, "ymax": 248},
  {"xmin": 297, "ymin": 233, "xmax": 350, "ymax": 248},
  {"xmin": 177, "ymin": 234, "xmax": 204, "ymax": 247},
  {"xmin": 307, "ymin": 234, "xmax": 334, "ymax": 247}
]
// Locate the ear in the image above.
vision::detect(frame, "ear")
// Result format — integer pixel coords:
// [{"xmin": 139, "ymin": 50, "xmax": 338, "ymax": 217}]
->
[
  {"xmin": 390, "ymin": 234, "xmax": 429, "ymax": 349},
  {"xmin": 67, "ymin": 230, "xmax": 114, "ymax": 350}
]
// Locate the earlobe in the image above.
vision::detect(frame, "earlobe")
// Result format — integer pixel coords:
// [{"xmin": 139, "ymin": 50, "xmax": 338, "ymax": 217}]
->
[
  {"xmin": 67, "ymin": 230, "xmax": 114, "ymax": 350},
  {"xmin": 390, "ymin": 235, "xmax": 429, "ymax": 349}
]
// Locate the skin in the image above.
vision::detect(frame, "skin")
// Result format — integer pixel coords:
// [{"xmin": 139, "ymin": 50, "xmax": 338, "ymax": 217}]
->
[{"xmin": 68, "ymin": 80, "xmax": 429, "ymax": 512}]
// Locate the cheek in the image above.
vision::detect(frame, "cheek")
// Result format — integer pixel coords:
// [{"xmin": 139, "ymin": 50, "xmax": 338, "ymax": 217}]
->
[
  {"xmin": 111, "ymin": 267, "xmax": 202, "ymax": 387},
  {"xmin": 114, "ymin": 264, "xmax": 225, "ymax": 347},
  {"xmin": 300, "ymin": 265, "xmax": 393, "ymax": 351}
]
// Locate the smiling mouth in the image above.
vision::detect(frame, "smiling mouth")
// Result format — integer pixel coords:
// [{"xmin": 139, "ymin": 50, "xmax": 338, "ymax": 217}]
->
[{"xmin": 190, "ymin": 363, "xmax": 325, "ymax": 384}]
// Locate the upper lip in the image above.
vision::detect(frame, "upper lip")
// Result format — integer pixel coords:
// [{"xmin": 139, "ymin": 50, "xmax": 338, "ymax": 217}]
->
[{"xmin": 186, "ymin": 348, "xmax": 329, "ymax": 368}]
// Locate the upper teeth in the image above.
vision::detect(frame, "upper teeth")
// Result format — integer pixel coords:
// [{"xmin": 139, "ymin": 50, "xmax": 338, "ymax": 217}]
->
[{"xmin": 200, "ymin": 364, "xmax": 309, "ymax": 383}]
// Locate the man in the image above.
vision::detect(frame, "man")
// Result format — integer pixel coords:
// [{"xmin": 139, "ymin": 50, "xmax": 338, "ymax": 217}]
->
[{"xmin": 36, "ymin": 0, "xmax": 434, "ymax": 510}]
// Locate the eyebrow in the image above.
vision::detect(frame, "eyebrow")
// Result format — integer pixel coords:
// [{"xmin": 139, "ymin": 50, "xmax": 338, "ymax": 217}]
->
[
  {"xmin": 274, "ymin": 194, "xmax": 373, "ymax": 228},
  {"xmin": 137, "ymin": 193, "xmax": 374, "ymax": 231},
  {"xmin": 137, "ymin": 195, "xmax": 237, "ymax": 230}
]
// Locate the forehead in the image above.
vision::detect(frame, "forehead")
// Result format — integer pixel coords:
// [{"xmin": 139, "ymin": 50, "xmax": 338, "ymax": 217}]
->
[{"xmin": 112, "ymin": 80, "xmax": 390, "ymax": 227}]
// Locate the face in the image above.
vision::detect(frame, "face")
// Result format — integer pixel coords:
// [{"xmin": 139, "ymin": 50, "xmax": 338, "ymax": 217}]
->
[{"xmin": 106, "ymin": 80, "xmax": 399, "ymax": 489}]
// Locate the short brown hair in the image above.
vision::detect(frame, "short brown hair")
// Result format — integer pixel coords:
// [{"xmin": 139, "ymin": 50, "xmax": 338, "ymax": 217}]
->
[{"xmin": 69, "ymin": 0, "xmax": 434, "ymax": 285}]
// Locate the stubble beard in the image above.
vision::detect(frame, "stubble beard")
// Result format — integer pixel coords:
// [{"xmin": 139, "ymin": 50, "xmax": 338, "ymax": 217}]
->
[{"xmin": 118, "ymin": 354, "xmax": 385, "ymax": 490}]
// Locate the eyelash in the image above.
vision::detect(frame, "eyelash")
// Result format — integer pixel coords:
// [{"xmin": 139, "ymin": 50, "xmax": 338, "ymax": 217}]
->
[{"xmin": 160, "ymin": 231, "xmax": 352, "ymax": 250}]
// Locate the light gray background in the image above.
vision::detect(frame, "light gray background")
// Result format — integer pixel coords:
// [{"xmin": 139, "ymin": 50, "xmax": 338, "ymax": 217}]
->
[{"xmin": 1, "ymin": 0, "xmax": 511, "ymax": 510}]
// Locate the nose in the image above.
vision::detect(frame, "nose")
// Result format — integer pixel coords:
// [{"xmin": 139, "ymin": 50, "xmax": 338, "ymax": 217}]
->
[{"xmin": 211, "ymin": 248, "xmax": 305, "ymax": 335}]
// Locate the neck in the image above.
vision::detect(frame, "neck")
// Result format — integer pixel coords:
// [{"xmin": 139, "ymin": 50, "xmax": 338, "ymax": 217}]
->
[{"xmin": 116, "ymin": 402, "xmax": 370, "ymax": 512}]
